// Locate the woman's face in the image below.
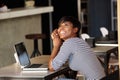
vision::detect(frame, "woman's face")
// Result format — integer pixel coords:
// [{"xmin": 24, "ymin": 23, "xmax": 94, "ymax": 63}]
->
[{"xmin": 57, "ymin": 21, "xmax": 78, "ymax": 40}]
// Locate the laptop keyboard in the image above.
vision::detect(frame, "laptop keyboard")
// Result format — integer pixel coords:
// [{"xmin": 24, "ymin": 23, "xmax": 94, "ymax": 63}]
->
[{"xmin": 26, "ymin": 64, "xmax": 42, "ymax": 68}]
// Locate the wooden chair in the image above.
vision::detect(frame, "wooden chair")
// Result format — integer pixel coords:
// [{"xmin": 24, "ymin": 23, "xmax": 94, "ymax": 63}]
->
[
  {"xmin": 97, "ymin": 47, "xmax": 118, "ymax": 75},
  {"xmin": 100, "ymin": 70, "xmax": 119, "ymax": 80},
  {"xmin": 44, "ymin": 66, "xmax": 77, "ymax": 80}
]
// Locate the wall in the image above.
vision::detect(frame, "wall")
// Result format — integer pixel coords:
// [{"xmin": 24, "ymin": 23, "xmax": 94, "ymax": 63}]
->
[
  {"xmin": 0, "ymin": 15, "xmax": 42, "ymax": 68},
  {"xmin": 88, "ymin": 0, "xmax": 111, "ymax": 37}
]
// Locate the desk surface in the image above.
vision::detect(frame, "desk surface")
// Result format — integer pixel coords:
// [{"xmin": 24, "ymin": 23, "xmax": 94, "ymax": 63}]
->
[
  {"xmin": 0, "ymin": 55, "xmax": 50, "ymax": 79},
  {"xmin": 95, "ymin": 43, "xmax": 118, "ymax": 47},
  {"xmin": 0, "ymin": 55, "xmax": 77, "ymax": 80},
  {"xmin": 92, "ymin": 46, "xmax": 116, "ymax": 53},
  {"xmin": 95, "ymin": 39, "xmax": 118, "ymax": 47}
]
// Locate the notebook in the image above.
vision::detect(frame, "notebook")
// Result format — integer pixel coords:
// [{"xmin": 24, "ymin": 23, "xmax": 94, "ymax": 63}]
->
[{"xmin": 14, "ymin": 42, "xmax": 48, "ymax": 71}]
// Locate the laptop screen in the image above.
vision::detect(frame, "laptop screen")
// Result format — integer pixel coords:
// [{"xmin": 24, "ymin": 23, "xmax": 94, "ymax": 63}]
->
[{"xmin": 14, "ymin": 42, "xmax": 31, "ymax": 67}]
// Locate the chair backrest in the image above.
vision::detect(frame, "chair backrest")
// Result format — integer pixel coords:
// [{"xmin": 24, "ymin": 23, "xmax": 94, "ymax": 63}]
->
[
  {"xmin": 80, "ymin": 33, "xmax": 90, "ymax": 40},
  {"xmin": 44, "ymin": 66, "xmax": 77, "ymax": 80},
  {"xmin": 100, "ymin": 70, "xmax": 119, "ymax": 80},
  {"xmin": 100, "ymin": 27, "xmax": 108, "ymax": 37},
  {"xmin": 98, "ymin": 47, "xmax": 118, "ymax": 75}
]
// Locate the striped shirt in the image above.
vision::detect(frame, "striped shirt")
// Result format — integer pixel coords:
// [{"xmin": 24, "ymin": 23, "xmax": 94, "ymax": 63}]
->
[{"xmin": 51, "ymin": 37, "xmax": 105, "ymax": 80}]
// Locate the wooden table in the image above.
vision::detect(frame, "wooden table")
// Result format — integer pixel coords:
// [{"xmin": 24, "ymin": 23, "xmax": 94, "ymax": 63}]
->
[
  {"xmin": 95, "ymin": 43, "xmax": 118, "ymax": 47},
  {"xmin": 0, "ymin": 55, "xmax": 50, "ymax": 80},
  {"xmin": 92, "ymin": 46, "xmax": 116, "ymax": 54}
]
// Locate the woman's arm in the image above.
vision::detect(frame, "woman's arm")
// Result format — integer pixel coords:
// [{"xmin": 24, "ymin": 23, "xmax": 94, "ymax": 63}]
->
[{"xmin": 48, "ymin": 29, "xmax": 62, "ymax": 71}]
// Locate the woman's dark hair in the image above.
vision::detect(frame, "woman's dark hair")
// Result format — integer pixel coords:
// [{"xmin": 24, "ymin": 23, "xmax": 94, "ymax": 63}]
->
[{"xmin": 58, "ymin": 16, "xmax": 81, "ymax": 37}]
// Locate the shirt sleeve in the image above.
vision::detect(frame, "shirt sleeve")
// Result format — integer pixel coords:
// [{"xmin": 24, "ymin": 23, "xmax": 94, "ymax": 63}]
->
[{"xmin": 51, "ymin": 42, "xmax": 72, "ymax": 70}]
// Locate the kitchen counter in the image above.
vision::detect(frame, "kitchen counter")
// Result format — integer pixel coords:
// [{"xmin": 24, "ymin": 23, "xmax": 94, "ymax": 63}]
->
[{"xmin": 0, "ymin": 6, "xmax": 53, "ymax": 20}]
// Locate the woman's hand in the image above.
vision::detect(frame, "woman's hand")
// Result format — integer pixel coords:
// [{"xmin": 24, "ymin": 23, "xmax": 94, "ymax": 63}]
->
[{"xmin": 51, "ymin": 29, "xmax": 62, "ymax": 48}]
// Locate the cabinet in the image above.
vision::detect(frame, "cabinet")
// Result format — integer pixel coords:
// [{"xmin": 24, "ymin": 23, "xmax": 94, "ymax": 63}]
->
[
  {"xmin": 77, "ymin": 0, "xmax": 88, "ymax": 33},
  {"xmin": 111, "ymin": 0, "xmax": 117, "ymax": 31}
]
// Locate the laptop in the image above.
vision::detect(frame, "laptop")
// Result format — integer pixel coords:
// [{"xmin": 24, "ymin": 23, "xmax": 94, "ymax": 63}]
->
[{"xmin": 14, "ymin": 42, "xmax": 48, "ymax": 71}]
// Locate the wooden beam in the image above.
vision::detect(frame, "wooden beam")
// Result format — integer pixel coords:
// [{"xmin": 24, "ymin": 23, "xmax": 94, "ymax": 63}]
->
[{"xmin": 117, "ymin": 0, "xmax": 120, "ymax": 79}]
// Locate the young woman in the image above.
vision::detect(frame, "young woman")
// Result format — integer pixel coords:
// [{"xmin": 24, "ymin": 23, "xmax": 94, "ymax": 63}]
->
[{"xmin": 48, "ymin": 16, "xmax": 105, "ymax": 80}]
